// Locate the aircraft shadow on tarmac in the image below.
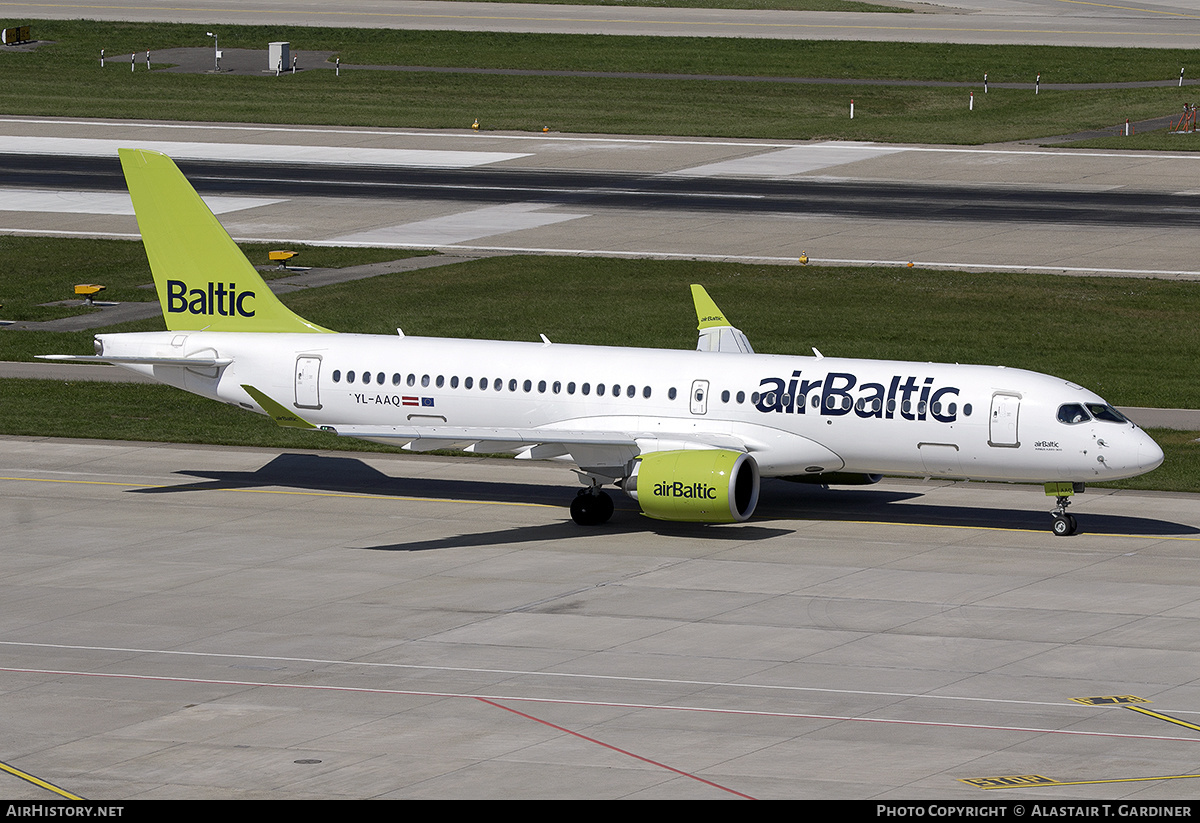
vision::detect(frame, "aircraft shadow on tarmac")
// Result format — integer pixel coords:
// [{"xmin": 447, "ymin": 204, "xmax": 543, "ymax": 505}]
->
[{"xmin": 126, "ymin": 453, "xmax": 1196, "ymax": 547}]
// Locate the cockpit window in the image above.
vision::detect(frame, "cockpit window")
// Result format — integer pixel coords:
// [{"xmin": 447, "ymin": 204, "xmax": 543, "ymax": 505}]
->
[
  {"xmin": 1086, "ymin": 403, "xmax": 1128, "ymax": 423},
  {"xmin": 1057, "ymin": 404, "xmax": 1090, "ymax": 425}
]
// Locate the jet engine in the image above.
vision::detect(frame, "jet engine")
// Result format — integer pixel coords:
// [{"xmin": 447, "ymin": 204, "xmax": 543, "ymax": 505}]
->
[{"xmin": 624, "ymin": 449, "xmax": 760, "ymax": 523}]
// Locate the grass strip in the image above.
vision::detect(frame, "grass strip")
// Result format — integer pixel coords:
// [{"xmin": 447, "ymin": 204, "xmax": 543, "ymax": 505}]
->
[
  {"xmin": 1, "ymin": 21, "xmax": 1196, "ymax": 142},
  {"xmin": 6, "ymin": 249, "xmax": 1199, "ymax": 410}
]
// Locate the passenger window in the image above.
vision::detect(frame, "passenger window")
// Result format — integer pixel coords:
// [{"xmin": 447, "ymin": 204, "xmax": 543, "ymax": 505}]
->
[
  {"xmin": 332, "ymin": 370, "xmax": 341, "ymax": 383},
  {"xmin": 407, "ymin": 374, "xmax": 416, "ymax": 387},
  {"xmin": 392, "ymin": 373, "xmax": 401, "ymax": 386},
  {"xmin": 493, "ymin": 378, "xmax": 502, "ymax": 390},
  {"xmin": 436, "ymin": 375, "xmax": 445, "ymax": 388},
  {"xmin": 553, "ymin": 381, "xmax": 561, "ymax": 394},
  {"xmin": 509, "ymin": 379, "xmax": 517, "ymax": 392},
  {"xmin": 363, "ymin": 372, "xmax": 372, "ymax": 385},
  {"xmin": 721, "ymin": 390, "xmax": 730, "ymax": 403},
  {"xmin": 582, "ymin": 383, "xmax": 591, "ymax": 396},
  {"xmin": 597, "ymin": 384, "xmax": 606, "ymax": 397},
  {"xmin": 539, "ymin": 380, "xmax": 547, "ymax": 393},
  {"xmin": 450, "ymin": 376, "xmax": 458, "ymax": 388},
  {"xmin": 421, "ymin": 375, "xmax": 430, "ymax": 388},
  {"xmin": 465, "ymin": 377, "xmax": 473, "ymax": 389},
  {"xmin": 567, "ymin": 382, "xmax": 575, "ymax": 395},
  {"xmin": 523, "ymin": 379, "xmax": 532, "ymax": 392},
  {"xmin": 377, "ymin": 372, "xmax": 385, "ymax": 385},
  {"xmin": 669, "ymin": 387, "xmax": 678, "ymax": 400},
  {"xmin": 642, "ymin": 386, "xmax": 651, "ymax": 399}
]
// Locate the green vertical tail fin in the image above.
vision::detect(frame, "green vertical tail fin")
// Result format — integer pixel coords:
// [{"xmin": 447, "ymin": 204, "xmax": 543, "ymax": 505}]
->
[{"xmin": 118, "ymin": 148, "xmax": 331, "ymax": 334}]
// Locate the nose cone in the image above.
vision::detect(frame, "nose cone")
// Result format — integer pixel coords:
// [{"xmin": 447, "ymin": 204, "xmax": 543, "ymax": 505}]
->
[{"xmin": 1136, "ymin": 429, "xmax": 1165, "ymax": 474}]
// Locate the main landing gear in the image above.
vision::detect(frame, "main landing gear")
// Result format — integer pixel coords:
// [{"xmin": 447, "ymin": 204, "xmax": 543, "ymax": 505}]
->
[
  {"xmin": 1046, "ymin": 481, "xmax": 1083, "ymax": 537},
  {"xmin": 570, "ymin": 488, "xmax": 614, "ymax": 526}
]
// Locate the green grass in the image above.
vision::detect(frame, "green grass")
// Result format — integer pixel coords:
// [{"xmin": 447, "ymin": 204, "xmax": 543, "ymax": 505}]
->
[
  {"xmin": 7, "ymin": 246, "xmax": 1199, "ymax": 409},
  {"xmin": 1, "ymin": 21, "xmax": 1196, "ymax": 142},
  {"xmin": 0, "ymin": 236, "xmax": 431, "ymax": 322}
]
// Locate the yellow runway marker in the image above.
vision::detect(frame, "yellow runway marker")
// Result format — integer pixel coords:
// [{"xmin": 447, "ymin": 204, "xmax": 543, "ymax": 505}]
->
[
  {"xmin": 0, "ymin": 759, "xmax": 83, "ymax": 800},
  {"xmin": 967, "ymin": 771, "xmax": 1200, "ymax": 789},
  {"xmin": 1127, "ymin": 705, "xmax": 1200, "ymax": 733}
]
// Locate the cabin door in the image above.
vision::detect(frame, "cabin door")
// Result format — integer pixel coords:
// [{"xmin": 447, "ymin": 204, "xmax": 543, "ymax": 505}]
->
[
  {"xmin": 988, "ymin": 392, "xmax": 1020, "ymax": 447},
  {"xmin": 294, "ymin": 355, "xmax": 322, "ymax": 410}
]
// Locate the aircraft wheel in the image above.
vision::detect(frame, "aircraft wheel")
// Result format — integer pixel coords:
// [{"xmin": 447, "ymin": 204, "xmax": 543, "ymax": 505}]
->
[
  {"xmin": 571, "ymin": 490, "xmax": 613, "ymax": 526},
  {"xmin": 1052, "ymin": 514, "xmax": 1076, "ymax": 537}
]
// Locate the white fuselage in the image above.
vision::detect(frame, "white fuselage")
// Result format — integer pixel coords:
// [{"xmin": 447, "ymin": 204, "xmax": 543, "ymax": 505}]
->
[{"xmin": 97, "ymin": 330, "xmax": 1164, "ymax": 484}]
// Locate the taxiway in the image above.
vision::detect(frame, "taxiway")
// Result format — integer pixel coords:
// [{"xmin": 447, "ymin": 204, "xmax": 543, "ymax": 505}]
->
[{"xmin": 2, "ymin": 436, "xmax": 1200, "ymax": 799}]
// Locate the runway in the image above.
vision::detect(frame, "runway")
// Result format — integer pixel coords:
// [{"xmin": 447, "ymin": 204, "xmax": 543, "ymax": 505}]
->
[
  {"xmin": 5, "ymin": 0, "xmax": 1200, "ymax": 48},
  {"xmin": 6, "ymin": 117, "xmax": 1200, "ymax": 276},
  {"xmin": 2, "ymin": 435, "xmax": 1200, "ymax": 799}
]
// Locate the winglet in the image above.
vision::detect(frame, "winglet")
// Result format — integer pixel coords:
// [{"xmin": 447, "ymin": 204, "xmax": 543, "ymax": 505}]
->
[
  {"xmin": 119, "ymin": 148, "xmax": 332, "ymax": 334},
  {"xmin": 691, "ymin": 284, "xmax": 730, "ymax": 330},
  {"xmin": 690, "ymin": 285, "xmax": 754, "ymax": 354},
  {"xmin": 241, "ymin": 385, "xmax": 317, "ymax": 429}
]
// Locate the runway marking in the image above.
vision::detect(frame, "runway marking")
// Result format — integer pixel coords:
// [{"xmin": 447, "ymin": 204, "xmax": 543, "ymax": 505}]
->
[
  {"xmin": 0, "ymin": 758, "xmax": 84, "ymax": 800},
  {"xmin": 5, "ymin": 227, "xmax": 1200, "ymax": 280},
  {"xmin": 1070, "ymin": 694, "xmax": 1149, "ymax": 705},
  {"xmin": 11, "ymin": 116, "xmax": 1200, "ymax": 158},
  {"xmin": 5, "ymin": 665, "xmax": 1200, "ymax": 745},
  {"xmin": 963, "ymin": 770, "xmax": 1200, "ymax": 789},
  {"xmin": 1, "ymin": 3, "xmax": 1195, "ymax": 39},
  {"xmin": 474, "ymin": 697, "xmax": 755, "ymax": 799},
  {"xmin": 6, "ymin": 640, "xmax": 1200, "ymax": 718},
  {"xmin": 1126, "ymin": 705, "xmax": 1200, "ymax": 733}
]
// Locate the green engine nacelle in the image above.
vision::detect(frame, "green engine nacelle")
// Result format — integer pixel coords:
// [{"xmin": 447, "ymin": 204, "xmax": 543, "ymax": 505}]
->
[{"xmin": 626, "ymin": 449, "xmax": 760, "ymax": 523}]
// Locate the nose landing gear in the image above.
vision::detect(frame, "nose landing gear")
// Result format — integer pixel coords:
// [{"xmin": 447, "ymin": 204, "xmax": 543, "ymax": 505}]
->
[{"xmin": 1046, "ymin": 482, "xmax": 1083, "ymax": 536}]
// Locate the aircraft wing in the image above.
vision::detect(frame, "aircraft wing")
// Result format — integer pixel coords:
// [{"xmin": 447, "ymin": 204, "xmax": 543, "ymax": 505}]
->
[
  {"xmin": 38, "ymin": 354, "xmax": 233, "ymax": 367},
  {"xmin": 326, "ymin": 424, "xmax": 754, "ymax": 478}
]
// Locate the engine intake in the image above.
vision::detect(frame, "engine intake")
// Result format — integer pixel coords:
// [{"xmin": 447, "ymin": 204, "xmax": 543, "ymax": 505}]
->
[{"xmin": 626, "ymin": 449, "xmax": 759, "ymax": 523}]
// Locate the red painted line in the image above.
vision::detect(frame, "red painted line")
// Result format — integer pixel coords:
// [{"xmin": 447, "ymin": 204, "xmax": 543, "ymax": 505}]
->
[{"xmin": 472, "ymin": 696, "xmax": 755, "ymax": 799}]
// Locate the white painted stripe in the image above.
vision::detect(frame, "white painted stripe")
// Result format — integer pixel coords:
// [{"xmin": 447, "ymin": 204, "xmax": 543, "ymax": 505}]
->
[
  {"xmin": 328, "ymin": 203, "xmax": 588, "ymax": 245},
  {"xmin": 5, "ymin": 226, "xmax": 1198, "ymax": 278},
  {"xmin": 7, "ymin": 118, "xmax": 1200, "ymax": 160},
  {"xmin": 0, "ymin": 135, "xmax": 530, "ymax": 168},
  {"xmin": 0, "ymin": 188, "xmax": 282, "ymax": 215},
  {"xmin": 668, "ymin": 142, "xmax": 905, "ymax": 177}
]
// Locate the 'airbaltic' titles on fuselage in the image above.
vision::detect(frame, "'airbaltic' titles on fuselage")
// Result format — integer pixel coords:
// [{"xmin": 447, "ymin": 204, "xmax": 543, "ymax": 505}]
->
[
  {"xmin": 166, "ymin": 280, "xmax": 256, "ymax": 317},
  {"xmin": 757, "ymin": 371, "xmax": 962, "ymax": 422}
]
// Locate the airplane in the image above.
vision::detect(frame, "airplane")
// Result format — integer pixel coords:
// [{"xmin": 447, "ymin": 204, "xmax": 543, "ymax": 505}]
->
[{"xmin": 41, "ymin": 149, "xmax": 1164, "ymax": 537}]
